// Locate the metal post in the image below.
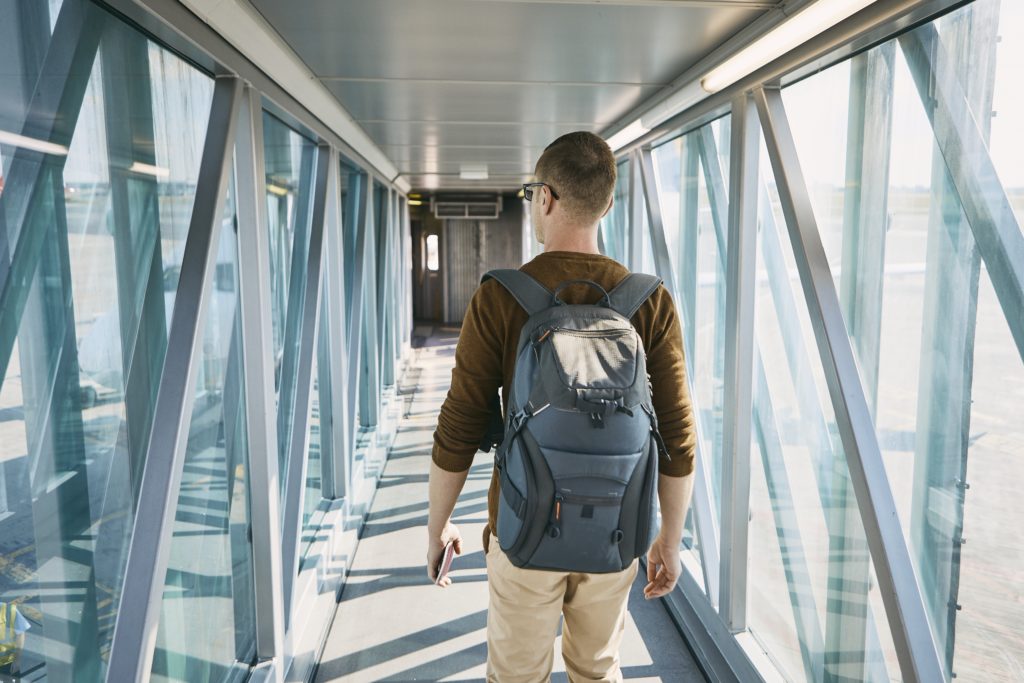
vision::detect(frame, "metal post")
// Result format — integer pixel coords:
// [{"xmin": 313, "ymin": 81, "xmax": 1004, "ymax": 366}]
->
[
  {"xmin": 105, "ymin": 75, "xmax": 243, "ymax": 683},
  {"xmin": 345, "ymin": 173, "xmax": 369, "ymax": 456},
  {"xmin": 718, "ymin": 94, "xmax": 757, "ymax": 632},
  {"xmin": 754, "ymin": 84, "xmax": 944, "ymax": 683},
  {"xmin": 628, "ymin": 152, "xmax": 645, "ymax": 272},
  {"xmin": 323, "ymin": 148, "xmax": 351, "ymax": 501},
  {"xmin": 235, "ymin": 84, "xmax": 286, "ymax": 673},
  {"xmin": 282, "ymin": 144, "xmax": 331, "ymax": 621},
  {"xmin": 359, "ymin": 181, "xmax": 381, "ymax": 429}
]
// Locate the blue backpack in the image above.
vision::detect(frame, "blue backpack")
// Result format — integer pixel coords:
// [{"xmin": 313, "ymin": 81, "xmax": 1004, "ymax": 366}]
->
[{"xmin": 484, "ymin": 269, "xmax": 668, "ymax": 573}]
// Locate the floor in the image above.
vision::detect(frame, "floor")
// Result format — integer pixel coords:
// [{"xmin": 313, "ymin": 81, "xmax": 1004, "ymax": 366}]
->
[{"xmin": 312, "ymin": 326, "xmax": 705, "ymax": 682}]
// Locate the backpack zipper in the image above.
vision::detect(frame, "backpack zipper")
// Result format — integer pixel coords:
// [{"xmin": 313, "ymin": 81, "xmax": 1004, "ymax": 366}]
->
[{"xmin": 550, "ymin": 327, "xmax": 632, "ymax": 338}]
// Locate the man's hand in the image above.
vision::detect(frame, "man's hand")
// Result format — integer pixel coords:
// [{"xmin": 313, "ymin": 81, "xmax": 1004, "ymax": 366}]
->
[
  {"xmin": 426, "ymin": 520, "xmax": 463, "ymax": 587},
  {"xmin": 644, "ymin": 533, "xmax": 681, "ymax": 599}
]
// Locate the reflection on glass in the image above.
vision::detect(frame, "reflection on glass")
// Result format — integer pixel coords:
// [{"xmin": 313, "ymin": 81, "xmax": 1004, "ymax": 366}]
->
[
  {"xmin": 781, "ymin": 3, "xmax": 1024, "ymax": 679},
  {"xmin": 748, "ymin": 137, "xmax": 898, "ymax": 682},
  {"xmin": 151, "ymin": 183, "xmax": 256, "ymax": 683},
  {"xmin": 0, "ymin": 5, "xmax": 213, "ymax": 680},
  {"xmin": 262, "ymin": 113, "xmax": 316, "ymax": 500}
]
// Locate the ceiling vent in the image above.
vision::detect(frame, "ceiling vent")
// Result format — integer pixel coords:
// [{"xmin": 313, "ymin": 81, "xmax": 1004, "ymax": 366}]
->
[{"xmin": 432, "ymin": 194, "xmax": 502, "ymax": 220}]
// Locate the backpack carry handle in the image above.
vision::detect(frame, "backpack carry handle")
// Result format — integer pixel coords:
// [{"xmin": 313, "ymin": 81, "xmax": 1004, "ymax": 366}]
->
[{"xmin": 551, "ymin": 279, "xmax": 610, "ymax": 307}]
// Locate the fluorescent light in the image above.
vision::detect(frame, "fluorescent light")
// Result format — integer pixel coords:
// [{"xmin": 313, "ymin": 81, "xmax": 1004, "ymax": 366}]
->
[
  {"xmin": 408, "ymin": 199, "xmax": 423, "ymax": 206},
  {"xmin": 640, "ymin": 81, "xmax": 706, "ymax": 131},
  {"xmin": 129, "ymin": 162, "xmax": 170, "ymax": 179},
  {"xmin": 267, "ymin": 183, "xmax": 289, "ymax": 196},
  {"xmin": 701, "ymin": 0, "xmax": 877, "ymax": 94},
  {"xmin": 459, "ymin": 165, "xmax": 488, "ymax": 181},
  {"xmin": 0, "ymin": 130, "xmax": 68, "ymax": 156},
  {"xmin": 604, "ymin": 120, "xmax": 650, "ymax": 152}
]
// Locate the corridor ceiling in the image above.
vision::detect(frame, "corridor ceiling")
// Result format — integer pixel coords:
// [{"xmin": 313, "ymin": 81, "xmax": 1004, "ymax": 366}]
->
[{"xmin": 248, "ymin": 0, "xmax": 780, "ymax": 191}]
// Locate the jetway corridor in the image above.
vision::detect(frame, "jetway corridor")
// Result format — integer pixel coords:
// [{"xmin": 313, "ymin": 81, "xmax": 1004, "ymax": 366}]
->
[
  {"xmin": 0, "ymin": 0, "xmax": 1023, "ymax": 682},
  {"xmin": 311, "ymin": 328, "xmax": 702, "ymax": 682}
]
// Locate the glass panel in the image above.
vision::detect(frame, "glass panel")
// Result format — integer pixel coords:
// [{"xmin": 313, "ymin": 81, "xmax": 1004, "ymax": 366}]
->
[
  {"xmin": 262, "ymin": 113, "xmax": 316, "ymax": 500},
  {"xmin": 600, "ymin": 160, "xmax": 630, "ymax": 263},
  {"xmin": 747, "ymin": 136, "xmax": 898, "ymax": 682},
  {"xmin": 0, "ymin": 5, "xmax": 214, "ymax": 680},
  {"xmin": 782, "ymin": 3, "xmax": 1024, "ymax": 679},
  {"xmin": 652, "ymin": 117, "xmax": 731, "ymax": 595},
  {"xmin": 151, "ymin": 181, "xmax": 256, "ymax": 683},
  {"xmin": 302, "ymin": 283, "xmax": 331, "ymax": 560}
]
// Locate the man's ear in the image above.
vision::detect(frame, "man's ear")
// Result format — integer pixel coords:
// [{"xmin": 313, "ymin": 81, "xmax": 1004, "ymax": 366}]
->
[
  {"xmin": 600, "ymin": 195, "xmax": 614, "ymax": 219},
  {"xmin": 542, "ymin": 187, "xmax": 557, "ymax": 216}
]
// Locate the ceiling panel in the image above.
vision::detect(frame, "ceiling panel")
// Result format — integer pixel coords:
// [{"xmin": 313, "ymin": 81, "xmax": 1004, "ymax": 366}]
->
[
  {"xmin": 380, "ymin": 145, "xmax": 544, "ymax": 165},
  {"xmin": 360, "ymin": 120, "xmax": 597, "ymax": 148},
  {"xmin": 250, "ymin": 0, "xmax": 766, "ymax": 85},
  {"xmin": 323, "ymin": 81, "xmax": 661, "ymax": 125},
  {"xmin": 248, "ymin": 0, "xmax": 773, "ymax": 190}
]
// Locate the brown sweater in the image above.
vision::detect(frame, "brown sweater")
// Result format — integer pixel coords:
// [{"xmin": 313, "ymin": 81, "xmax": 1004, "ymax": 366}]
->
[{"xmin": 431, "ymin": 251, "xmax": 697, "ymax": 546}]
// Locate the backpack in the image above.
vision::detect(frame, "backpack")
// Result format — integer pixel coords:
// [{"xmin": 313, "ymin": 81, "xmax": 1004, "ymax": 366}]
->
[{"xmin": 484, "ymin": 269, "xmax": 669, "ymax": 573}]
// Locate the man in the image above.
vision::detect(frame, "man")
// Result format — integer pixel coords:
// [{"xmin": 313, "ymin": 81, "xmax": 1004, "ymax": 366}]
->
[{"xmin": 426, "ymin": 131, "xmax": 696, "ymax": 682}]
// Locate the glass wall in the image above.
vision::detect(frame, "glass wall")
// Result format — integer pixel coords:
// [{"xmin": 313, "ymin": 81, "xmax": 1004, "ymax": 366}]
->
[
  {"xmin": 631, "ymin": 2, "xmax": 1023, "ymax": 682},
  {"xmin": 778, "ymin": 2, "xmax": 1024, "ymax": 679},
  {"xmin": 0, "ymin": 1, "xmax": 412, "ymax": 681},
  {"xmin": 0, "ymin": 3, "xmax": 215, "ymax": 679}
]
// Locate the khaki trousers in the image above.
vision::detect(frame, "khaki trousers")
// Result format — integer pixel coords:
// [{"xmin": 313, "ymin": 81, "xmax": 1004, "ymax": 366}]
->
[{"xmin": 485, "ymin": 535, "xmax": 639, "ymax": 683}]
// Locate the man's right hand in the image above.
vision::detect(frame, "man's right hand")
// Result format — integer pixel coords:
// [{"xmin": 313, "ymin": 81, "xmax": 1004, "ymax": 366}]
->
[
  {"xmin": 426, "ymin": 520, "xmax": 463, "ymax": 587},
  {"xmin": 644, "ymin": 533, "xmax": 681, "ymax": 599}
]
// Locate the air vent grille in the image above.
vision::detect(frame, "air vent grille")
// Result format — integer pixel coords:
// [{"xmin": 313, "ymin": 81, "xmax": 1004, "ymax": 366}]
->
[{"xmin": 432, "ymin": 194, "xmax": 502, "ymax": 220}]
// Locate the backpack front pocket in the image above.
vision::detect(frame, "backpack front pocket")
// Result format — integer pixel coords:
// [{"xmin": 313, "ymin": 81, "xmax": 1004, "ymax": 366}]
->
[{"xmin": 526, "ymin": 447, "xmax": 644, "ymax": 573}]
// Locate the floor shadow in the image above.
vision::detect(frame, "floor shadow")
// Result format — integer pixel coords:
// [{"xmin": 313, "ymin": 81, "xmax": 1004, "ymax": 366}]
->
[{"xmin": 315, "ymin": 610, "xmax": 488, "ymax": 680}]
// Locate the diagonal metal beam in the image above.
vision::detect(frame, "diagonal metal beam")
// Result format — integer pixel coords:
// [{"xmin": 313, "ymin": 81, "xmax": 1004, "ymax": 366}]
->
[
  {"xmin": 235, "ymin": 84, "xmax": 286, "ymax": 669},
  {"xmin": 718, "ymin": 94, "xmax": 757, "ymax": 633},
  {"xmin": 105, "ymin": 75, "xmax": 243, "ymax": 683},
  {"xmin": 754, "ymin": 84, "xmax": 943, "ymax": 683},
  {"xmin": 899, "ymin": 23, "xmax": 1024, "ymax": 364},
  {"xmin": 282, "ymin": 144, "xmax": 331, "ymax": 621}
]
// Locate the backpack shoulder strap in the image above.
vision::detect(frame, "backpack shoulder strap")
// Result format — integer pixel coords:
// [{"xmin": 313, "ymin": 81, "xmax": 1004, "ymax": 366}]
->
[
  {"xmin": 606, "ymin": 273, "xmax": 663, "ymax": 319},
  {"xmin": 481, "ymin": 269, "xmax": 553, "ymax": 317}
]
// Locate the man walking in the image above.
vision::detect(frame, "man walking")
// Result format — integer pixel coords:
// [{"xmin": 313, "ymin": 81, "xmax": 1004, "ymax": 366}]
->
[{"xmin": 426, "ymin": 131, "xmax": 696, "ymax": 682}]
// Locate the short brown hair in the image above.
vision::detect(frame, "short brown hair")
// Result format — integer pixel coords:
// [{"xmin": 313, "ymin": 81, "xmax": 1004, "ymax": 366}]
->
[{"xmin": 535, "ymin": 131, "xmax": 616, "ymax": 224}]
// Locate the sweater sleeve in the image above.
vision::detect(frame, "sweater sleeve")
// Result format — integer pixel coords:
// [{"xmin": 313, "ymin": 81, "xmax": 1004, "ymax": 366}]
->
[
  {"xmin": 638, "ymin": 287, "xmax": 697, "ymax": 477},
  {"xmin": 431, "ymin": 281, "xmax": 505, "ymax": 473}
]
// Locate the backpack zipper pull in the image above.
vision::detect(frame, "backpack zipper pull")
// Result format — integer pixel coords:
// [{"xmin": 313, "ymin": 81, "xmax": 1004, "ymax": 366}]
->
[{"xmin": 549, "ymin": 493, "xmax": 564, "ymax": 538}]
